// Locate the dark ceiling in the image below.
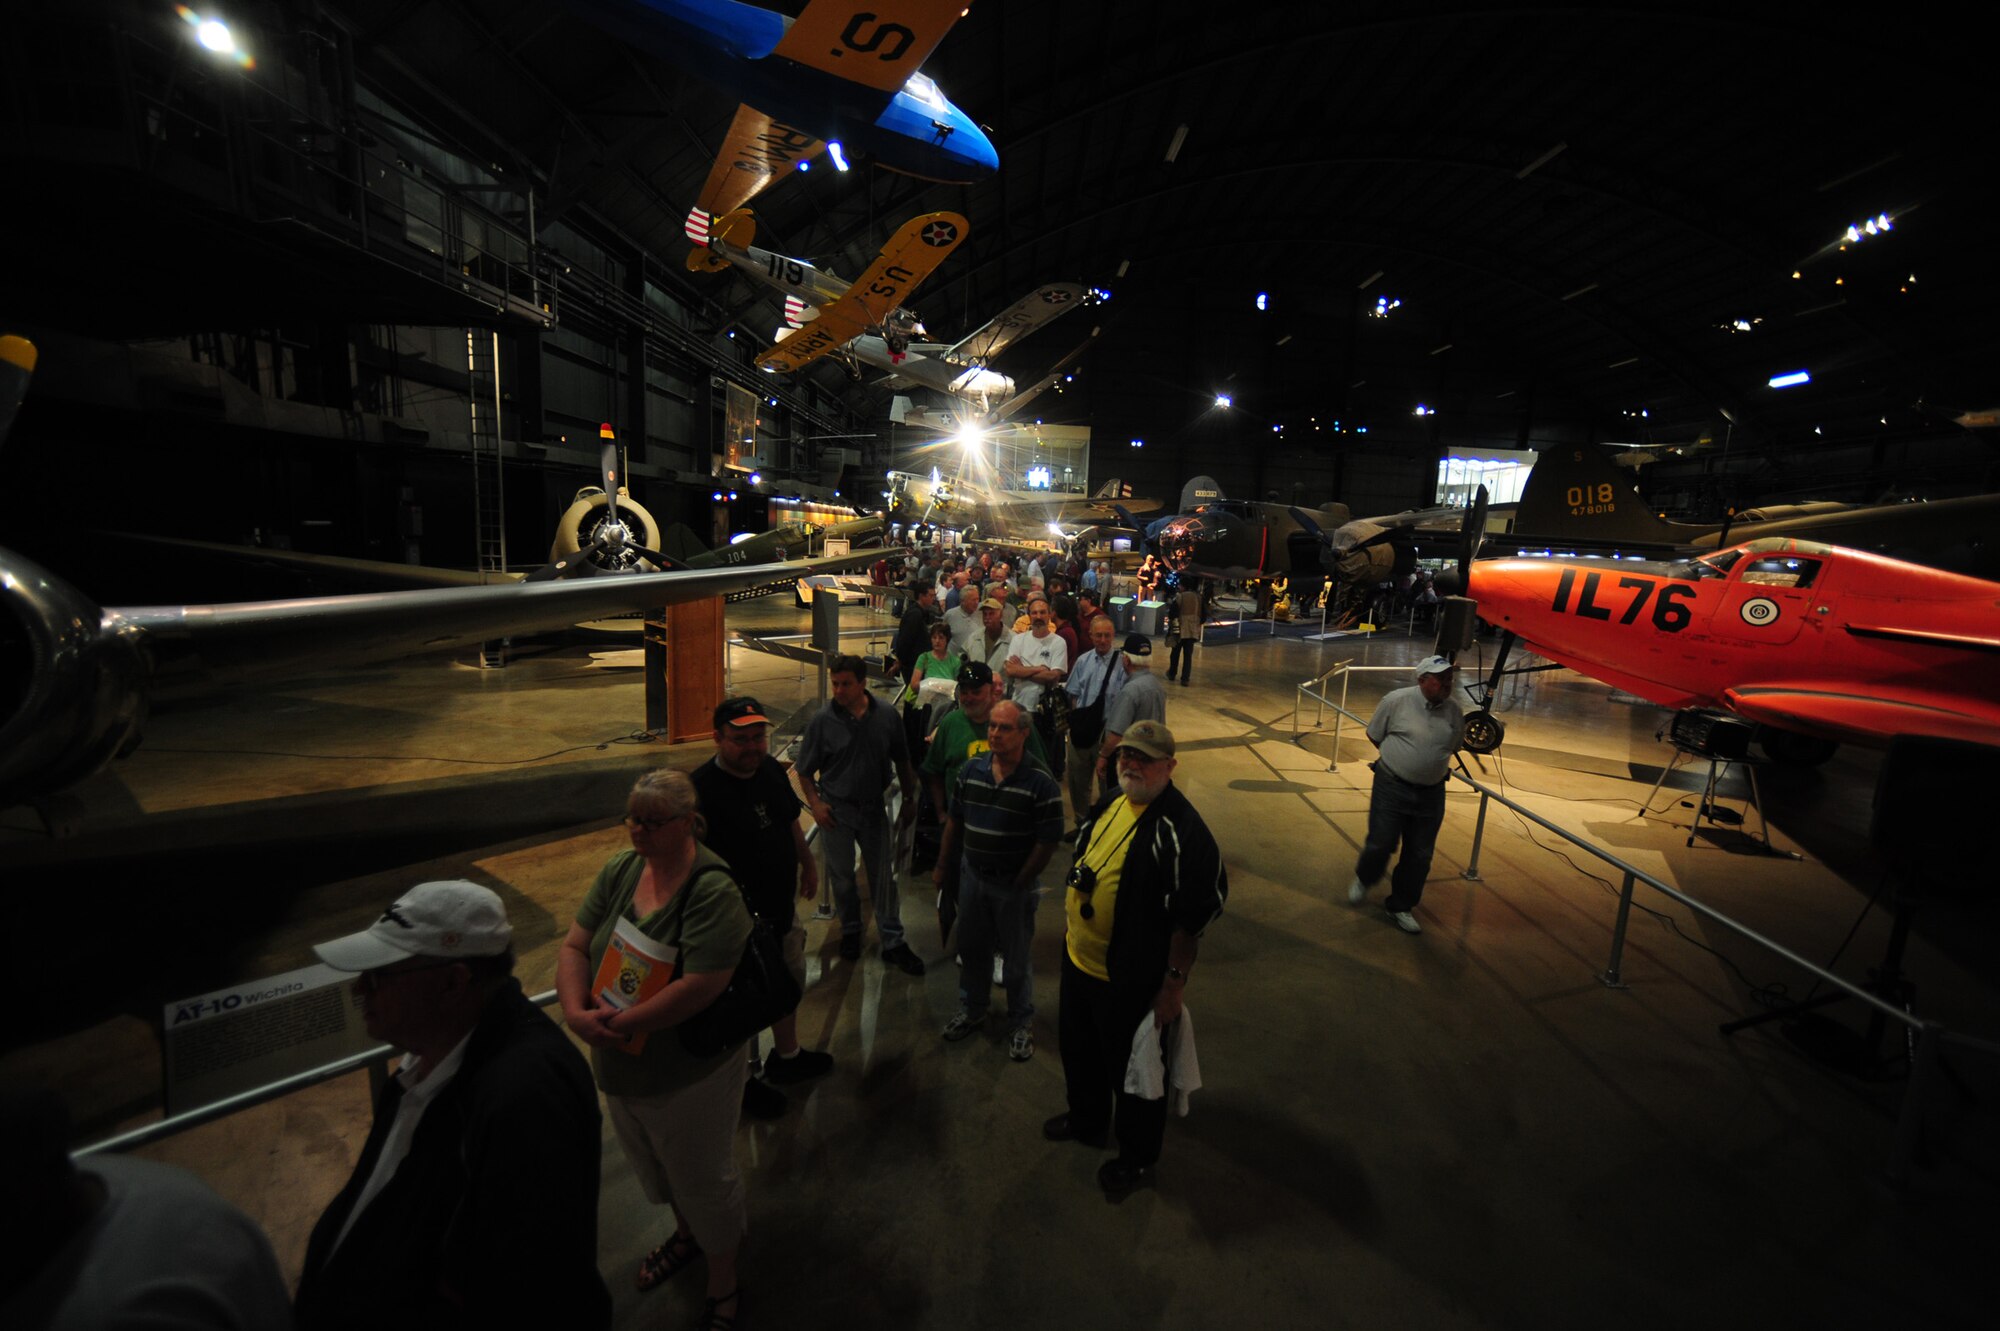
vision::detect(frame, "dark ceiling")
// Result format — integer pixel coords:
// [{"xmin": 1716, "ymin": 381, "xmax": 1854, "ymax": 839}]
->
[{"xmin": 8, "ymin": 2, "xmax": 1998, "ymax": 504}]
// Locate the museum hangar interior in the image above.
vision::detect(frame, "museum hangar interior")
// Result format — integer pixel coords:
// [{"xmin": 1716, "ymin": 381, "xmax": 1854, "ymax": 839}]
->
[{"xmin": 2, "ymin": 4, "xmax": 1997, "ymax": 1328}]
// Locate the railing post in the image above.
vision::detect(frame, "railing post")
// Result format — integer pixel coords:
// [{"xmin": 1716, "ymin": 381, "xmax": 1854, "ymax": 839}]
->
[
  {"xmin": 1888, "ymin": 1024, "xmax": 1941, "ymax": 1187},
  {"xmin": 1463, "ymin": 790, "xmax": 1489, "ymax": 880},
  {"xmin": 1601, "ymin": 871, "xmax": 1637, "ymax": 988}
]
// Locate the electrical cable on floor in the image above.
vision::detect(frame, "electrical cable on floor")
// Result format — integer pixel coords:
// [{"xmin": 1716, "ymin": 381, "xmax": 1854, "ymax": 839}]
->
[
  {"xmin": 1489, "ymin": 746, "xmax": 1792, "ymax": 1007},
  {"xmin": 145, "ymin": 728, "xmax": 662, "ymax": 767}
]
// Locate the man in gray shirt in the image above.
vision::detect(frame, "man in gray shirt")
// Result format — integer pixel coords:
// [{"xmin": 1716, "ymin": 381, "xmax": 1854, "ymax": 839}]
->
[
  {"xmin": 943, "ymin": 584, "xmax": 983, "ymax": 655},
  {"xmin": 1347, "ymin": 655, "xmax": 1464, "ymax": 934},
  {"xmin": 797, "ymin": 655, "xmax": 925, "ymax": 972},
  {"xmin": 1094, "ymin": 633, "xmax": 1168, "ymax": 793}
]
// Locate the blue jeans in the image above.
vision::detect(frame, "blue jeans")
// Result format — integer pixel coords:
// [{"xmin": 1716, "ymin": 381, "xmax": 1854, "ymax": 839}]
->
[
  {"xmin": 1355, "ymin": 767, "xmax": 1446, "ymax": 912},
  {"xmin": 823, "ymin": 805, "xmax": 903, "ymax": 948},
  {"xmin": 956, "ymin": 862, "xmax": 1037, "ymax": 1028}
]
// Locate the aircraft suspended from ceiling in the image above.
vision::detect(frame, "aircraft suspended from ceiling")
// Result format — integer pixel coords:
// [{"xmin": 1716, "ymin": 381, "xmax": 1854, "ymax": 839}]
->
[
  {"xmin": 690, "ymin": 209, "xmax": 971, "ymax": 374},
  {"xmin": 1428, "ymin": 491, "xmax": 2000, "ymax": 766},
  {"xmin": 686, "ymin": 206, "xmax": 1091, "ymax": 407},
  {"xmin": 574, "ymin": 0, "xmax": 997, "ymax": 219}
]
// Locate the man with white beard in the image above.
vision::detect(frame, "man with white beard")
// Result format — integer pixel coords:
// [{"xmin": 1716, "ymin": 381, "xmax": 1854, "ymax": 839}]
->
[{"xmin": 1043, "ymin": 720, "xmax": 1227, "ymax": 1200}]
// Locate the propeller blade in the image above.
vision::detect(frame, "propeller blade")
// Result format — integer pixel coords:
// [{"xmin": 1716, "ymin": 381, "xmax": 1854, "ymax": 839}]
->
[
  {"xmin": 599, "ymin": 441, "xmax": 623, "ymax": 532},
  {"xmin": 1288, "ymin": 506, "xmax": 1325, "ymax": 540},
  {"xmin": 526, "ymin": 535, "xmax": 613, "ymax": 582},
  {"xmin": 627, "ymin": 546, "xmax": 686, "ymax": 572}
]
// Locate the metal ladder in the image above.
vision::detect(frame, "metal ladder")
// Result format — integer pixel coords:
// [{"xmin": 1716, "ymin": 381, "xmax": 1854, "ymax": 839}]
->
[{"xmin": 466, "ymin": 329, "xmax": 509, "ymax": 667}]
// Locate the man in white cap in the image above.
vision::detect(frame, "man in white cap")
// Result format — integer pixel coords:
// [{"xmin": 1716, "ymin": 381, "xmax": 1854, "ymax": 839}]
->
[
  {"xmin": 295, "ymin": 881, "xmax": 610, "ymax": 1330},
  {"xmin": 1347, "ymin": 655, "xmax": 1464, "ymax": 934}
]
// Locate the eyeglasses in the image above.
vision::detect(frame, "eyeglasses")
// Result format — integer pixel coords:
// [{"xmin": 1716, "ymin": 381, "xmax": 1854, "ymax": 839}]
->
[
  {"xmin": 356, "ymin": 959, "xmax": 460, "ymax": 990},
  {"xmin": 624, "ymin": 813, "xmax": 689, "ymax": 831}
]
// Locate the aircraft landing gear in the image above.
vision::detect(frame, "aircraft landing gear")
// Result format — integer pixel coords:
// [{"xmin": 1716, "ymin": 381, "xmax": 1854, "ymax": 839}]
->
[{"xmin": 1462, "ymin": 709, "xmax": 1506, "ymax": 755}]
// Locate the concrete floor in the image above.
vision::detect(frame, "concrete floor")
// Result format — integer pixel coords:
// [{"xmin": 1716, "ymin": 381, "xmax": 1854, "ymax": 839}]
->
[{"xmin": 4, "ymin": 595, "xmax": 1997, "ymax": 1328}]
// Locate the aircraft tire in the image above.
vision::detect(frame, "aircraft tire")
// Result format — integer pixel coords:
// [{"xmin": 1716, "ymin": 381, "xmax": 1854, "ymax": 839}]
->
[
  {"xmin": 1756, "ymin": 728, "xmax": 1839, "ymax": 767},
  {"xmin": 1461, "ymin": 710, "xmax": 1505, "ymax": 755}
]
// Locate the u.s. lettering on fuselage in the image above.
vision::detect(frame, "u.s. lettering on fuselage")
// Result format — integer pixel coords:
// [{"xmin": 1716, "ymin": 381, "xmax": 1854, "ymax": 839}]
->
[{"xmin": 1548, "ymin": 568, "xmax": 1697, "ymax": 632}]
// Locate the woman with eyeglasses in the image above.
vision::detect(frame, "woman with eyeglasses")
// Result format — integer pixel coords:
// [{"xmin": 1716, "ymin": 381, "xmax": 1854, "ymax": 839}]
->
[{"xmin": 556, "ymin": 768, "xmax": 753, "ymax": 1330}]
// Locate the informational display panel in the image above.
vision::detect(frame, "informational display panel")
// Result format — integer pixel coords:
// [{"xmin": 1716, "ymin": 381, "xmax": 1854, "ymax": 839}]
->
[
  {"xmin": 162, "ymin": 963, "xmax": 378, "ymax": 1117},
  {"xmin": 722, "ymin": 381, "xmax": 765, "ymax": 473}
]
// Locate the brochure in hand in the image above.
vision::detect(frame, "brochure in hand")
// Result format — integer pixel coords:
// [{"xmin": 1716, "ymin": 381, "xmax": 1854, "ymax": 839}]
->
[{"xmin": 591, "ymin": 917, "xmax": 678, "ymax": 1054}]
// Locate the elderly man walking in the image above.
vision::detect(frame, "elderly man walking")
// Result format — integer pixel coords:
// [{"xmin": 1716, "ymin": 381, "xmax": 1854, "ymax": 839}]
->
[
  {"xmin": 935, "ymin": 699, "xmax": 1064, "ymax": 1061},
  {"xmin": 1347, "ymin": 655, "xmax": 1464, "ymax": 934},
  {"xmin": 1094, "ymin": 634, "xmax": 1168, "ymax": 791}
]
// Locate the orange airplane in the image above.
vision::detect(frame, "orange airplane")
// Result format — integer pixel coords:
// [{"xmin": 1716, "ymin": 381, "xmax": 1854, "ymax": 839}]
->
[{"xmin": 1448, "ymin": 535, "xmax": 2000, "ymax": 763}]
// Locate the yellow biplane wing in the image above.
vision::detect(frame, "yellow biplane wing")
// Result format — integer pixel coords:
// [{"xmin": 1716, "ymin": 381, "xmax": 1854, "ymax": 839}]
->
[
  {"xmin": 695, "ymin": 104, "xmax": 826, "ymax": 219},
  {"xmin": 756, "ymin": 211, "xmax": 968, "ymax": 374},
  {"xmin": 771, "ymin": 0, "xmax": 969, "ymax": 92}
]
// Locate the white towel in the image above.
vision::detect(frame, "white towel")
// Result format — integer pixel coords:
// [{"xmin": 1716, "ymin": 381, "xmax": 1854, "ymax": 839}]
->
[{"xmin": 1123, "ymin": 1006, "xmax": 1202, "ymax": 1116}]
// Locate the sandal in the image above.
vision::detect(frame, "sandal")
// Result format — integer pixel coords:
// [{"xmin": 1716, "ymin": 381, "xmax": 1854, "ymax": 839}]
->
[
  {"xmin": 697, "ymin": 1288, "xmax": 744, "ymax": 1330},
  {"xmin": 635, "ymin": 1232, "xmax": 702, "ymax": 1291}
]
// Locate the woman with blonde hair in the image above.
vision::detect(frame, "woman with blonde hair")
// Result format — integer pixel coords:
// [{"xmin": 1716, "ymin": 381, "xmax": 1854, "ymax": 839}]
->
[{"xmin": 557, "ymin": 768, "xmax": 752, "ymax": 1330}]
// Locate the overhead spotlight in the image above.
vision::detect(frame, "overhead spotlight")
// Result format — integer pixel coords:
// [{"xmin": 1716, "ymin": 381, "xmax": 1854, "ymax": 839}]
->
[
  {"xmin": 1129, "ymin": 438, "xmax": 1144, "ymax": 448},
  {"xmin": 826, "ymin": 141, "xmax": 850, "ymax": 172},
  {"xmin": 1214, "ymin": 394, "xmax": 1232, "ymax": 409},
  {"xmin": 1256, "ymin": 292, "xmax": 1268, "ymax": 310},
  {"xmin": 796, "ymin": 161, "xmax": 810, "ymax": 172},
  {"xmin": 175, "ymin": 7, "xmax": 255, "ymax": 67},
  {"xmin": 1768, "ymin": 369, "xmax": 1811, "ymax": 389},
  {"xmin": 1413, "ymin": 404, "xmax": 1434, "ymax": 416},
  {"xmin": 749, "ymin": 472, "xmax": 762, "ymax": 484}
]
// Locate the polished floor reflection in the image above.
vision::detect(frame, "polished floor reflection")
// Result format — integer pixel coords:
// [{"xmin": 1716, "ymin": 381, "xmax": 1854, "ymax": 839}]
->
[{"xmin": 4, "ymin": 598, "xmax": 1995, "ymax": 1329}]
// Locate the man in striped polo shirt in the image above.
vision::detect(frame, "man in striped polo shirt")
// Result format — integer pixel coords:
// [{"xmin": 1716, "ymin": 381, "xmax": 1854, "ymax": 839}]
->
[{"xmin": 935, "ymin": 699, "xmax": 1065, "ymax": 1061}]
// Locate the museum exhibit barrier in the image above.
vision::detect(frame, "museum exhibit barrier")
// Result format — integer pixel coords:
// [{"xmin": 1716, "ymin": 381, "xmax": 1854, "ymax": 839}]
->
[
  {"xmin": 76, "ymin": 989, "xmax": 558, "ymax": 1160},
  {"xmin": 1291, "ymin": 680, "xmax": 2000, "ymax": 1184},
  {"xmin": 1292, "ymin": 664, "xmax": 1413, "ymax": 769}
]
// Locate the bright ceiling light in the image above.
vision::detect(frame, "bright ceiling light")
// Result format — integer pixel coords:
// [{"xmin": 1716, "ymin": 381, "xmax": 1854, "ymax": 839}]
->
[
  {"xmin": 1213, "ymin": 394, "xmax": 1232, "ymax": 409},
  {"xmin": 175, "ymin": 7, "xmax": 254, "ymax": 67},
  {"xmin": 1255, "ymin": 292, "xmax": 1268, "ymax": 310},
  {"xmin": 1768, "ymin": 370, "xmax": 1812, "ymax": 389},
  {"xmin": 826, "ymin": 141, "xmax": 850, "ymax": 172}
]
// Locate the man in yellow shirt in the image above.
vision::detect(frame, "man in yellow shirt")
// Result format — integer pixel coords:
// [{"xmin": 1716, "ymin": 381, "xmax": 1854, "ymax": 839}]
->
[{"xmin": 1043, "ymin": 720, "xmax": 1227, "ymax": 1198}]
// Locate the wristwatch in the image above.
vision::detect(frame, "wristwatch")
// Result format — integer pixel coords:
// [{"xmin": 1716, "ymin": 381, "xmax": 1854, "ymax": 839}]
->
[{"xmin": 1164, "ymin": 965, "xmax": 1187, "ymax": 983}]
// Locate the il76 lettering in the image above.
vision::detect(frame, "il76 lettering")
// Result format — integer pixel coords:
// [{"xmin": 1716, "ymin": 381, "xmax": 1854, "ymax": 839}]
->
[{"xmin": 1550, "ymin": 569, "xmax": 1695, "ymax": 632}]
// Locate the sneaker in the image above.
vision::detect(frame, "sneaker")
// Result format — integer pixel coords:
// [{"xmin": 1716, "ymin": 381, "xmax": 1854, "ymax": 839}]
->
[
  {"xmin": 1387, "ymin": 907, "xmax": 1423, "ymax": 934},
  {"xmin": 1008, "ymin": 1027, "xmax": 1034, "ymax": 1061},
  {"xmin": 942, "ymin": 1011, "xmax": 983, "ymax": 1041},
  {"xmin": 741, "ymin": 1077, "xmax": 787, "ymax": 1120},
  {"xmin": 839, "ymin": 934, "xmax": 862, "ymax": 961},
  {"xmin": 1347, "ymin": 876, "xmax": 1368, "ymax": 904},
  {"xmin": 881, "ymin": 943, "xmax": 927, "ymax": 976},
  {"xmin": 991, "ymin": 956, "xmax": 1005, "ymax": 986},
  {"xmin": 762, "ymin": 1048, "xmax": 833, "ymax": 1084}
]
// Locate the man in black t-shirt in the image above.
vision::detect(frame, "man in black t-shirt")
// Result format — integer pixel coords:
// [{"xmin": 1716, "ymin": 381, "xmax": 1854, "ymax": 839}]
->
[{"xmin": 693, "ymin": 697, "xmax": 830, "ymax": 1116}]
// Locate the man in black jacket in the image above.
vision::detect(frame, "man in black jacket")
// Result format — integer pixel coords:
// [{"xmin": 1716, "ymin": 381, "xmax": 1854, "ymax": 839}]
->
[
  {"xmin": 296, "ymin": 880, "xmax": 610, "ymax": 1330},
  {"xmin": 890, "ymin": 581, "xmax": 941, "ymax": 685},
  {"xmin": 1043, "ymin": 721, "xmax": 1227, "ymax": 1198}
]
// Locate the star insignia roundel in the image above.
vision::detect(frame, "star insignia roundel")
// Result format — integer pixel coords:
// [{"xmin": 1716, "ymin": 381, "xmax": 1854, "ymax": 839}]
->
[
  {"xmin": 920, "ymin": 221, "xmax": 959, "ymax": 247},
  {"xmin": 1043, "ymin": 289, "xmax": 1073, "ymax": 303}
]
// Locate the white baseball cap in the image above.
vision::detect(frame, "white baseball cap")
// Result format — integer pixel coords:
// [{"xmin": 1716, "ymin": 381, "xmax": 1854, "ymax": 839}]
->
[
  {"xmin": 1414, "ymin": 654, "xmax": 1457, "ymax": 678},
  {"xmin": 314, "ymin": 880, "xmax": 513, "ymax": 972}
]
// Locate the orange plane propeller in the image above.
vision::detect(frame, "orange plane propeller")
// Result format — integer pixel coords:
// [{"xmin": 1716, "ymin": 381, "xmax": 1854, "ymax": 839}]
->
[{"xmin": 1448, "ymin": 536, "xmax": 2000, "ymax": 762}]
